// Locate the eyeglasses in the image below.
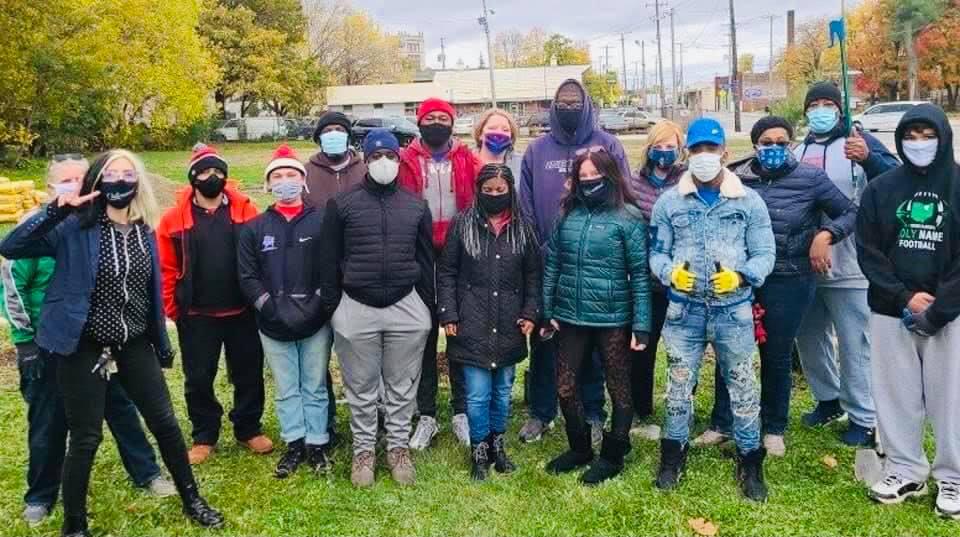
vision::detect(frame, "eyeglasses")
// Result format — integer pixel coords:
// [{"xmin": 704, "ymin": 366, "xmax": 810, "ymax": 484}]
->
[
  {"xmin": 574, "ymin": 145, "xmax": 606, "ymax": 156},
  {"xmin": 555, "ymin": 102, "xmax": 584, "ymax": 111},
  {"xmin": 101, "ymin": 170, "xmax": 138, "ymax": 183},
  {"xmin": 52, "ymin": 153, "xmax": 84, "ymax": 162}
]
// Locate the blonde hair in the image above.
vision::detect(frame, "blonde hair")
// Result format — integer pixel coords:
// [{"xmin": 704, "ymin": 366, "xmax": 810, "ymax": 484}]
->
[
  {"xmin": 473, "ymin": 108, "xmax": 519, "ymax": 148},
  {"xmin": 94, "ymin": 149, "xmax": 161, "ymax": 228},
  {"xmin": 46, "ymin": 156, "xmax": 89, "ymax": 185},
  {"xmin": 636, "ymin": 120, "xmax": 686, "ymax": 170}
]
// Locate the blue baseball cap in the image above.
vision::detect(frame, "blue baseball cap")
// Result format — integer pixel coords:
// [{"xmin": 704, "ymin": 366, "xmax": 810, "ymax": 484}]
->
[
  {"xmin": 686, "ymin": 118, "xmax": 726, "ymax": 149},
  {"xmin": 363, "ymin": 128, "xmax": 400, "ymax": 159}
]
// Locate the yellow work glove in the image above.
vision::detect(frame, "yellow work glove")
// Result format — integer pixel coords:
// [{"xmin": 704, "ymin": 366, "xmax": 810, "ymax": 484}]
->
[
  {"xmin": 670, "ymin": 262, "xmax": 697, "ymax": 293},
  {"xmin": 711, "ymin": 262, "xmax": 742, "ymax": 295}
]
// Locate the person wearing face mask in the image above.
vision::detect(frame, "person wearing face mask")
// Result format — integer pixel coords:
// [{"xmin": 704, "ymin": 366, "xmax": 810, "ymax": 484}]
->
[
  {"xmin": 540, "ymin": 149, "xmax": 650, "ymax": 486},
  {"xmin": 856, "ymin": 104, "xmax": 960, "ymax": 517},
  {"xmin": 1, "ymin": 154, "xmax": 177, "ymax": 527},
  {"xmin": 0, "ymin": 150, "xmax": 224, "ymax": 536},
  {"xmin": 793, "ymin": 82, "xmax": 899, "ymax": 448},
  {"xmin": 319, "ymin": 129, "xmax": 435, "ymax": 488},
  {"xmin": 398, "ymin": 97, "xmax": 479, "ymax": 450},
  {"xmin": 237, "ymin": 144, "xmax": 333, "ymax": 480},
  {"xmin": 701, "ymin": 116, "xmax": 857, "ymax": 457},
  {"xmin": 626, "ymin": 120, "xmax": 686, "ymax": 439},
  {"xmin": 305, "ymin": 111, "xmax": 367, "ymax": 208},
  {"xmin": 473, "ymin": 108, "xmax": 522, "ymax": 177},
  {"xmin": 437, "ymin": 164, "xmax": 541, "ymax": 481},
  {"xmin": 517, "ymin": 79, "xmax": 630, "ymax": 445},
  {"xmin": 156, "ymin": 144, "xmax": 271, "ymax": 466},
  {"xmin": 649, "ymin": 118, "xmax": 776, "ymax": 501}
]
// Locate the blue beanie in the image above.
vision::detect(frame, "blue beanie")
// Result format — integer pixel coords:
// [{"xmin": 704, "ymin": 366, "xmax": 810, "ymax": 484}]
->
[{"xmin": 363, "ymin": 128, "xmax": 400, "ymax": 158}]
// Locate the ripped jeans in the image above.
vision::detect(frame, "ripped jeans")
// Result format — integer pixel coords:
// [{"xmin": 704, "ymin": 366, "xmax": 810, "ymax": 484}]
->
[{"xmin": 661, "ymin": 298, "xmax": 761, "ymax": 452}]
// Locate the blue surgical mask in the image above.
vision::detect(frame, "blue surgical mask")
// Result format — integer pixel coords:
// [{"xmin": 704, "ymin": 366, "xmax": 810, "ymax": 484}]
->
[
  {"xmin": 271, "ymin": 181, "xmax": 303, "ymax": 203},
  {"xmin": 648, "ymin": 148, "xmax": 678, "ymax": 168},
  {"xmin": 320, "ymin": 131, "xmax": 349, "ymax": 156},
  {"xmin": 806, "ymin": 107, "xmax": 839, "ymax": 134},
  {"xmin": 483, "ymin": 132, "xmax": 513, "ymax": 155},
  {"xmin": 757, "ymin": 144, "xmax": 789, "ymax": 170}
]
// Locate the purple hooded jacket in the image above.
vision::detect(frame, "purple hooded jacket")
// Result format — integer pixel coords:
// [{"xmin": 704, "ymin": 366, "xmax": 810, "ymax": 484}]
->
[{"xmin": 519, "ymin": 79, "xmax": 631, "ymax": 243}]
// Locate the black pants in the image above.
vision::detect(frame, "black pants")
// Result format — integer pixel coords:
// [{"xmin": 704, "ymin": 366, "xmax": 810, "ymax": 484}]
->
[
  {"xmin": 177, "ymin": 311, "xmax": 265, "ymax": 444},
  {"xmin": 416, "ymin": 319, "xmax": 467, "ymax": 417},
  {"xmin": 557, "ymin": 324, "xmax": 633, "ymax": 440},
  {"xmin": 58, "ymin": 336, "xmax": 197, "ymax": 517},
  {"xmin": 630, "ymin": 289, "xmax": 669, "ymax": 419}
]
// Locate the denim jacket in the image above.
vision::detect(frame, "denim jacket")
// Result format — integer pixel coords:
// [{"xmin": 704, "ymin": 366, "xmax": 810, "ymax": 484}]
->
[{"xmin": 649, "ymin": 169, "xmax": 776, "ymax": 306}]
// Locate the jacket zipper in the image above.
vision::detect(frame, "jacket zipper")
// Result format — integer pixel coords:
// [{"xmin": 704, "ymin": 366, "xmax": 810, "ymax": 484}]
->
[
  {"xmin": 380, "ymin": 195, "xmax": 388, "ymax": 305},
  {"xmin": 575, "ymin": 210, "xmax": 592, "ymax": 318},
  {"xmin": 119, "ymin": 228, "xmax": 131, "ymax": 343}
]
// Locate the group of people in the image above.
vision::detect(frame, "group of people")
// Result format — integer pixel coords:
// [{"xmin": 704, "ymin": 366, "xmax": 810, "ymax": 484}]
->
[{"xmin": 2, "ymin": 77, "xmax": 959, "ymax": 536}]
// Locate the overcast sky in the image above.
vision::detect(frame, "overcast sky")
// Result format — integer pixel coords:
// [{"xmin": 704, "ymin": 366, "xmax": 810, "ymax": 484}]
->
[{"xmin": 348, "ymin": 0, "xmax": 862, "ymax": 88}]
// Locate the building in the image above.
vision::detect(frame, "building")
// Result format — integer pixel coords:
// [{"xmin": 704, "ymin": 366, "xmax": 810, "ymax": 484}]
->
[
  {"xmin": 396, "ymin": 32, "xmax": 426, "ymax": 70},
  {"xmin": 326, "ymin": 64, "xmax": 590, "ymax": 119},
  {"xmin": 713, "ymin": 72, "xmax": 787, "ymax": 113}
]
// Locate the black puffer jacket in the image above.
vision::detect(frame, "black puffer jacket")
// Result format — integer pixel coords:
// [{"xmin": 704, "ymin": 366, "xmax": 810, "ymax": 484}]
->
[
  {"xmin": 319, "ymin": 176, "xmax": 435, "ymax": 314},
  {"xmin": 731, "ymin": 157, "xmax": 857, "ymax": 277},
  {"xmin": 437, "ymin": 212, "xmax": 541, "ymax": 370}
]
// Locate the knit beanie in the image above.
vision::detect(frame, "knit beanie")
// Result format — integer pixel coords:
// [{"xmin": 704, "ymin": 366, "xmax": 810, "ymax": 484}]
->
[
  {"xmin": 312, "ymin": 111, "xmax": 353, "ymax": 144},
  {"xmin": 362, "ymin": 128, "xmax": 400, "ymax": 159},
  {"xmin": 416, "ymin": 98, "xmax": 456, "ymax": 124},
  {"xmin": 804, "ymin": 82, "xmax": 842, "ymax": 110},
  {"xmin": 750, "ymin": 116, "xmax": 795, "ymax": 145},
  {"xmin": 264, "ymin": 144, "xmax": 306, "ymax": 182},
  {"xmin": 187, "ymin": 143, "xmax": 228, "ymax": 181}
]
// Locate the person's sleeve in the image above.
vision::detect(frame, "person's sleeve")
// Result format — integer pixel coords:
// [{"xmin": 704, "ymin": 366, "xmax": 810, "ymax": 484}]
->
[
  {"xmin": 318, "ymin": 198, "xmax": 344, "ymax": 316},
  {"xmin": 519, "ymin": 147, "xmax": 542, "ymax": 243},
  {"xmin": 737, "ymin": 194, "xmax": 776, "ymax": 287},
  {"xmin": 520, "ymin": 231, "xmax": 543, "ymax": 322},
  {"xmin": 414, "ymin": 205, "xmax": 436, "ymax": 310},
  {"xmin": 436, "ymin": 216, "xmax": 461, "ymax": 325},
  {"xmin": 541, "ymin": 225, "xmax": 561, "ymax": 321},
  {"xmin": 812, "ymin": 168, "xmax": 857, "ymax": 244},
  {"xmin": 155, "ymin": 217, "xmax": 181, "ymax": 321},
  {"xmin": 0, "ymin": 258, "xmax": 38, "ymax": 341},
  {"xmin": 855, "ymin": 186, "xmax": 913, "ymax": 311},
  {"xmin": 0, "ymin": 203, "xmax": 67, "ymax": 260},
  {"xmin": 236, "ymin": 222, "xmax": 271, "ymax": 313},
  {"xmin": 860, "ymin": 131, "xmax": 900, "ymax": 180},
  {"xmin": 609, "ymin": 138, "xmax": 632, "ymax": 179},
  {"xmin": 648, "ymin": 198, "xmax": 675, "ymax": 286},
  {"xmin": 624, "ymin": 217, "xmax": 652, "ymax": 334}
]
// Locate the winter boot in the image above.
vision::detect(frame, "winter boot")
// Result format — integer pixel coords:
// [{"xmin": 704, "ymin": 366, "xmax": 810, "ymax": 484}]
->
[
  {"xmin": 580, "ymin": 434, "xmax": 631, "ymax": 486},
  {"xmin": 490, "ymin": 432, "xmax": 516, "ymax": 474},
  {"xmin": 655, "ymin": 438, "xmax": 689, "ymax": 490},
  {"xmin": 735, "ymin": 447, "xmax": 769, "ymax": 502},
  {"xmin": 471, "ymin": 440, "xmax": 492, "ymax": 481},
  {"xmin": 179, "ymin": 482, "xmax": 225, "ymax": 528},
  {"xmin": 546, "ymin": 424, "xmax": 594, "ymax": 474}
]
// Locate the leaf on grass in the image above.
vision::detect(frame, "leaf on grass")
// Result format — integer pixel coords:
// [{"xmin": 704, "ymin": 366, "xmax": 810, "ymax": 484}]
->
[
  {"xmin": 688, "ymin": 517, "xmax": 718, "ymax": 536},
  {"xmin": 822, "ymin": 454, "xmax": 839, "ymax": 469}
]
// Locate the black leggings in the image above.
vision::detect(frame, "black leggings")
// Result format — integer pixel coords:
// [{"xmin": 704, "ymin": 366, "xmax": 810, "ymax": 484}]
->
[
  {"xmin": 556, "ymin": 324, "xmax": 633, "ymax": 440},
  {"xmin": 58, "ymin": 336, "xmax": 196, "ymax": 517}
]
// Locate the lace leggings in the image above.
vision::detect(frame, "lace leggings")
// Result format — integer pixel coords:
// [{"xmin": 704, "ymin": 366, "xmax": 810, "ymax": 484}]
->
[{"xmin": 556, "ymin": 323, "xmax": 633, "ymax": 440}]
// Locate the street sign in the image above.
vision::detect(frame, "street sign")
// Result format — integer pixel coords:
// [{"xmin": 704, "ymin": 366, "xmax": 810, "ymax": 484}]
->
[{"xmin": 744, "ymin": 88, "xmax": 763, "ymax": 99}]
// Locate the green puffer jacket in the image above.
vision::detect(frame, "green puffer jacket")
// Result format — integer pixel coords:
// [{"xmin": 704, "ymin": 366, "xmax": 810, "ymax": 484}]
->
[
  {"xmin": 1, "ymin": 256, "xmax": 55, "ymax": 345},
  {"xmin": 543, "ymin": 203, "xmax": 651, "ymax": 334}
]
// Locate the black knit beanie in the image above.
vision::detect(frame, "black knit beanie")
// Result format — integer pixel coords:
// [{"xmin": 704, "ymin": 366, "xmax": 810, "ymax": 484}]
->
[
  {"xmin": 312, "ymin": 112, "xmax": 352, "ymax": 144},
  {"xmin": 804, "ymin": 82, "xmax": 842, "ymax": 111},
  {"xmin": 751, "ymin": 116, "xmax": 795, "ymax": 145}
]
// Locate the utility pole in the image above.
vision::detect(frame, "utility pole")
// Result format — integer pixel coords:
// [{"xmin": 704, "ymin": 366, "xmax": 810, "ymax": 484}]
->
[
  {"xmin": 763, "ymin": 14, "xmax": 779, "ymax": 90},
  {"xmin": 650, "ymin": 0, "xmax": 667, "ymax": 118},
  {"xmin": 678, "ymin": 43, "xmax": 684, "ymax": 106},
  {"xmin": 439, "ymin": 37, "xmax": 447, "ymax": 70},
  {"xmin": 620, "ymin": 33, "xmax": 628, "ymax": 101},
  {"xmin": 478, "ymin": 0, "xmax": 496, "ymax": 107},
  {"xmin": 729, "ymin": 0, "xmax": 741, "ymax": 132},
  {"xmin": 603, "ymin": 44, "xmax": 612, "ymax": 74},
  {"xmin": 669, "ymin": 8, "xmax": 677, "ymax": 108}
]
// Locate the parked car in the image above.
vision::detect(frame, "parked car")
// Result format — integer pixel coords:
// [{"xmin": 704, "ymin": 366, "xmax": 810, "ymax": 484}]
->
[
  {"xmin": 291, "ymin": 117, "xmax": 319, "ymax": 141},
  {"xmin": 598, "ymin": 110, "xmax": 631, "ymax": 134},
  {"xmin": 453, "ymin": 116, "xmax": 475, "ymax": 136},
  {"xmin": 212, "ymin": 117, "xmax": 288, "ymax": 142},
  {"xmin": 351, "ymin": 116, "xmax": 420, "ymax": 151},
  {"xmin": 526, "ymin": 111, "xmax": 551, "ymax": 135},
  {"xmin": 852, "ymin": 101, "xmax": 926, "ymax": 132},
  {"xmin": 618, "ymin": 109, "xmax": 662, "ymax": 132}
]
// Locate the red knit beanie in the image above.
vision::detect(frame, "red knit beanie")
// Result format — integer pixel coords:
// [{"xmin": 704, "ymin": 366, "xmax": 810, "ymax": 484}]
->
[
  {"xmin": 417, "ymin": 98, "xmax": 456, "ymax": 124},
  {"xmin": 264, "ymin": 144, "xmax": 306, "ymax": 181}
]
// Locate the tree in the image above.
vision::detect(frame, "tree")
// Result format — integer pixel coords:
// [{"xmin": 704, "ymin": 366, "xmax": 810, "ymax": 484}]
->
[
  {"xmin": 583, "ymin": 70, "xmax": 622, "ymax": 106},
  {"xmin": 738, "ymin": 54, "xmax": 755, "ymax": 74},
  {"xmin": 889, "ymin": 0, "xmax": 947, "ymax": 99},
  {"xmin": 494, "ymin": 30, "xmax": 524, "ymax": 68},
  {"xmin": 916, "ymin": 0, "xmax": 960, "ymax": 109},
  {"xmin": 544, "ymin": 34, "xmax": 591, "ymax": 66},
  {"xmin": 775, "ymin": 17, "xmax": 841, "ymax": 88},
  {"xmin": 848, "ymin": 0, "xmax": 903, "ymax": 101}
]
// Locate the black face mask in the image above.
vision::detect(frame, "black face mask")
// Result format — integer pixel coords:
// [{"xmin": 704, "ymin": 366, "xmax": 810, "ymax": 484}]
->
[
  {"xmin": 192, "ymin": 175, "xmax": 226, "ymax": 199},
  {"xmin": 556, "ymin": 108, "xmax": 581, "ymax": 133},
  {"xmin": 419, "ymin": 123, "xmax": 453, "ymax": 148},
  {"xmin": 578, "ymin": 178, "xmax": 610, "ymax": 207},
  {"xmin": 100, "ymin": 180, "xmax": 138, "ymax": 209},
  {"xmin": 479, "ymin": 192, "xmax": 511, "ymax": 215}
]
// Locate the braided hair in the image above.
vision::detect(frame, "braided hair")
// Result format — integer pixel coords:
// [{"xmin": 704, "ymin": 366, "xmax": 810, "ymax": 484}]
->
[{"xmin": 459, "ymin": 163, "xmax": 535, "ymax": 259}]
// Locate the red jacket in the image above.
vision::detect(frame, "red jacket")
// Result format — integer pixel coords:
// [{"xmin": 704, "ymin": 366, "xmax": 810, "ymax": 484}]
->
[
  {"xmin": 155, "ymin": 182, "xmax": 258, "ymax": 320},
  {"xmin": 398, "ymin": 138, "xmax": 479, "ymax": 250}
]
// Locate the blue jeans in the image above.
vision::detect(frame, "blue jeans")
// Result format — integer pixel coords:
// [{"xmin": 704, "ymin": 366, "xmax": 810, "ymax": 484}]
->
[
  {"xmin": 712, "ymin": 275, "xmax": 816, "ymax": 436},
  {"xmin": 662, "ymin": 299, "xmax": 761, "ymax": 452},
  {"xmin": 260, "ymin": 327, "xmax": 332, "ymax": 446},
  {"xmin": 20, "ymin": 353, "xmax": 161, "ymax": 508},
  {"xmin": 463, "ymin": 364, "xmax": 516, "ymax": 445},
  {"xmin": 527, "ymin": 335, "xmax": 606, "ymax": 424}
]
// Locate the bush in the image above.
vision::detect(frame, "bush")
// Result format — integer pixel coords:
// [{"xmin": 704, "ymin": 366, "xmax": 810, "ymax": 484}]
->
[{"xmin": 769, "ymin": 86, "xmax": 808, "ymax": 134}]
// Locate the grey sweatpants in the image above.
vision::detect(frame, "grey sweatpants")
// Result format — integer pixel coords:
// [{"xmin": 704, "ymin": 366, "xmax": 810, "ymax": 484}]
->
[
  {"xmin": 333, "ymin": 290, "xmax": 431, "ymax": 455},
  {"xmin": 871, "ymin": 314, "xmax": 960, "ymax": 483}
]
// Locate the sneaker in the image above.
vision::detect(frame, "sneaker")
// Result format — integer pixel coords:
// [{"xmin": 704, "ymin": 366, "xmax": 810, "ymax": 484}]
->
[
  {"xmin": 307, "ymin": 444, "xmax": 333, "ymax": 474},
  {"xmin": 763, "ymin": 434, "xmax": 786, "ymax": 457},
  {"xmin": 518, "ymin": 418, "xmax": 553, "ymax": 443},
  {"xmin": 692, "ymin": 429, "xmax": 729, "ymax": 447},
  {"xmin": 145, "ymin": 476, "xmax": 177, "ymax": 498},
  {"xmin": 386, "ymin": 447, "xmax": 416, "ymax": 486},
  {"xmin": 22, "ymin": 504, "xmax": 50, "ymax": 526},
  {"xmin": 187, "ymin": 444, "xmax": 215, "ymax": 465},
  {"xmin": 351, "ymin": 451, "xmax": 375, "ymax": 488},
  {"xmin": 630, "ymin": 423, "xmax": 662, "ymax": 441},
  {"xmin": 409, "ymin": 416, "xmax": 439, "ymax": 451},
  {"xmin": 936, "ymin": 481, "xmax": 960, "ymax": 519},
  {"xmin": 451, "ymin": 413, "xmax": 471, "ymax": 447},
  {"xmin": 869, "ymin": 473, "xmax": 928, "ymax": 504},
  {"xmin": 241, "ymin": 434, "xmax": 275, "ymax": 455},
  {"xmin": 589, "ymin": 419, "xmax": 604, "ymax": 449},
  {"xmin": 274, "ymin": 439, "xmax": 306, "ymax": 479},
  {"xmin": 802, "ymin": 399, "xmax": 846, "ymax": 428},
  {"xmin": 841, "ymin": 422, "xmax": 876, "ymax": 448}
]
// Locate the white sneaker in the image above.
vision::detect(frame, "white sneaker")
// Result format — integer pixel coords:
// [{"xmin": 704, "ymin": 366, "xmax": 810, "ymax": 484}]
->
[
  {"xmin": 145, "ymin": 475, "xmax": 177, "ymax": 498},
  {"xmin": 692, "ymin": 429, "xmax": 729, "ymax": 447},
  {"xmin": 630, "ymin": 423, "xmax": 662, "ymax": 441},
  {"xmin": 869, "ymin": 473, "xmax": 928, "ymax": 504},
  {"xmin": 409, "ymin": 416, "xmax": 439, "ymax": 451},
  {"xmin": 936, "ymin": 480, "xmax": 960, "ymax": 519},
  {"xmin": 22, "ymin": 504, "xmax": 49, "ymax": 526},
  {"xmin": 451, "ymin": 413, "xmax": 470, "ymax": 447},
  {"xmin": 518, "ymin": 418, "xmax": 552, "ymax": 443},
  {"xmin": 763, "ymin": 434, "xmax": 786, "ymax": 457}
]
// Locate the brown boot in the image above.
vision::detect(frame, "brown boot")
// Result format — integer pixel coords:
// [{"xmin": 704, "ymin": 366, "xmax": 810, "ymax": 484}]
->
[
  {"xmin": 241, "ymin": 435, "xmax": 274, "ymax": 455},
  {"xmin": 351, "ymin": 451, "xmax": 375, "ymax": 488},
  {"xmin": 188, "ymin": 444, "xmax": 215, "ymax": 465},
  {"xmin": 386, "ymin": 447, "xmax": 416, "ymax": 486}
]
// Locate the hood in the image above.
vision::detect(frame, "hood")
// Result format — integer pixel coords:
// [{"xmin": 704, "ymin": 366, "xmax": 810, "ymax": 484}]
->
[
  {"xmin": 677, "ymin": 168, "xmax": 746, "ymax": 199},
  {"xmin": 403, "ymin": 136, "xmax": 471, "ymax": 160},
  {"xmin": 548, "ymin": 79, "xmax": 597, "ymax": 146},
  {"xmin": 309, "ymin": 148, "xmax": 362, "ymax": 170},
  {"xmin": 895, "ymin": 103, "xmax": 955, "ymax": 176}
]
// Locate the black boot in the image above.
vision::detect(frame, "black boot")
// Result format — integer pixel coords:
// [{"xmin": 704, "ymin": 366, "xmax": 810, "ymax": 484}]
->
[
  {"xmin": 180, "ymin": 483, "xmax": 225, "ymax": 528},
  {"xmin": 490, "ymin": 432, "xmax": 516, "ymax": 474},
  {"xmin": 735, "ymin": 447, "xmax": 769, "ymax": 502},
  {"xmin": 275, "ymin": 438, "xmax": 306, "ymax": 479},
  {"xmin": 471, "ymin": 440, "xmax": 492, "ymax": 481},
  {"xmin": 655, "ymin": 438, "xmax": 689, "ymax": 490},
  {"xmin": 580, "ymin": 434, "xmax": 631, "ymax": 486},
  {"xmin": 61, "ymin": 514, "xmax": 90, "ymax": 537},
  {"xmin": 546, "ymin": 424, "xmax": 594, "ymax": 474},
  {"xmin": 307, "ymin": 444, "xmax": 333, "ymax": 474}
]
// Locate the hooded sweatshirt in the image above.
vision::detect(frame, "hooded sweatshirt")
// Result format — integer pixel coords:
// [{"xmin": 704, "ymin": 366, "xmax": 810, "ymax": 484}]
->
[
  {"xmin": 304, "ymin": 148, "xmax": 367, "ymax": 209},
  {"xmin": 519, "ymin": 79, "xmax": 631, "ymax": 243},
  {"xmin": 856, "ymin": 104, "xmax": 960, "ymax": 329}
]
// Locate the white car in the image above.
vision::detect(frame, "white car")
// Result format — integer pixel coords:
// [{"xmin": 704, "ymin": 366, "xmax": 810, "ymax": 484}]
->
[
  {"xmin": 853, "ymin": 101, "xmax": 927, "ymax": 133},
  {"xmin": 453, "ymin": 116, "xmax": 475, "ymax": 136}
]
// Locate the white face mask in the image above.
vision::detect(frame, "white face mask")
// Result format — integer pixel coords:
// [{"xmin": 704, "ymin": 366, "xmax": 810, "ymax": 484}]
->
[
  {"xmin": 688, "ymin": 152, "xmax": 723, "ymax": 183},
  {"xmin": 53, "ymin": 182, "xmax": 81, "ymax": 197},
  {"xmin": 902, "ymin": 139, "xmax": 938, "ymax": 168},
  {"xmin": 368, "ymin": 158, "xmax": 399, "ymax": 185}
]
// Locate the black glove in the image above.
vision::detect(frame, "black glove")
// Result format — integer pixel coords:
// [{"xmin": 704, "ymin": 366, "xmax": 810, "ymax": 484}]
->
[
  {"xmin": 15, "ymin": 342, "xmax": 44, "ymax": 381},
  {"xmin": 908, "ymin": 310, "xmax": 940, "ymax": 337},
  {"xmin": 634, "ymin": 331, "xmax": 650, "ymax": 348}
]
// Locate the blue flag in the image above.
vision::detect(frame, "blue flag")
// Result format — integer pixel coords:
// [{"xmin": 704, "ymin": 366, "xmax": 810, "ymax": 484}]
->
[{"xmin": 829, "ymin": 18, "xmax": 846, "ymax": 47}]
